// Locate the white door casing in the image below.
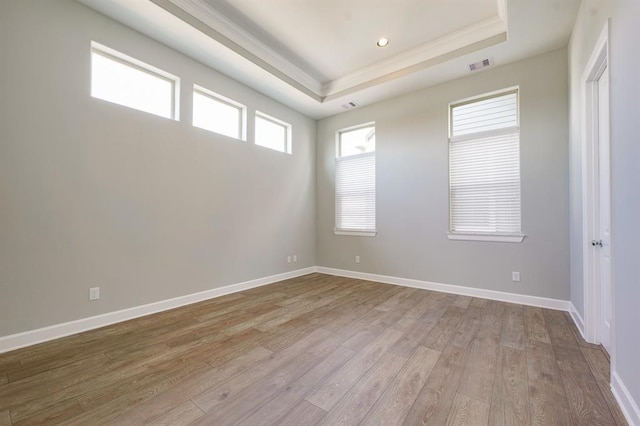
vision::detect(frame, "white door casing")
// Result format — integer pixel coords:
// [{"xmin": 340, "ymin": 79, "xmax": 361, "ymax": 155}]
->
[
  {"xmin": 581, "ymin": 21, "xmax": 614, "ymax": 361},
  {"xmin": 597, "ymin": 69, "xmax": 612, "ymax": 353}
]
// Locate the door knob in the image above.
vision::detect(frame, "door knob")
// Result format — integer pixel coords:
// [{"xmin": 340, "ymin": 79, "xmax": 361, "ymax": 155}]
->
[{"xmin": 591, "ymin": 240, "xmax": 603, "ymax": 247}]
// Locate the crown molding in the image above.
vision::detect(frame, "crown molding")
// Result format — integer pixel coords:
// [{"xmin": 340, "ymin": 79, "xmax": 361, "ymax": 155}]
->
[
  {"xmin": 166, "ymin": 0, "xmax": 323, "ymax": 95},
  {"xmin": 160, "ymin": 0, "xmax": 508, "ymax": 103},
  {"xmin": 148, "ymin": 0, "xmax": 322, "ymax": 102},
  {"xmin": 322, "ymin": 18, "xmax": 507, "ymax": 100},
  {"xmin": 80, "ymin": 0, "xmax": 509, "ymax": 107},
  {"xmin": 497, "ymin": 0, "xmax": 508, "ymax": 23}
]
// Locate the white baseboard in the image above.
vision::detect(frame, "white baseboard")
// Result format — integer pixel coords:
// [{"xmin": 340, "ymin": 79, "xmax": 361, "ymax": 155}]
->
[
  {"xmin": 4, "ymin": 264, "xmax": 635, "ymax": 424},
  {"xmin": 0, "ymin": 267, "xmax": 315, "ymax": 354},
  {"xmin": 569, "ymin": 302, "xmax": 587, "ymax": 340},
  {"xmin": 612, "ymin": 371, "xmax": 640, "ymax": 426},
  {"xmin": 315, "ymin": 266, "xmax": 571, "ymax": 311},
  {"xmin": 0, "ymin": 265, "xmax": 577, "ymax": 354},
  {"xmin": 317, "ymin": 267, "xmax": 640, "ymax": 425}
]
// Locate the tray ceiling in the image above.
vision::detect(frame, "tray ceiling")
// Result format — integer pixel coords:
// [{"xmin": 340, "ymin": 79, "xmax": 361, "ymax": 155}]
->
[{"xmin": 77, "ymin": 0, "xmax": 580, "ymax": 118}]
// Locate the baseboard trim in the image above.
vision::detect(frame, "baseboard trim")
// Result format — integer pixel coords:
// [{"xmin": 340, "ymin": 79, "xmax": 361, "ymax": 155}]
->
[
  {"xmin": 569, "ymin": 302, "xmax": 587, "ymax": 341},
  {"xmin": 612, "ymin": 370, "xmax": 640, "ymax": 426},
  {"xmin": 315, "ymin": 266, "xmax": 571, "ymax": 311},
  {"xmin": 0, "ymin": 265, "xmax": 576, "ymax": 353},
  {"xmin": 0, "ymin": 267, "xmax": 315, "ymax": 354}
]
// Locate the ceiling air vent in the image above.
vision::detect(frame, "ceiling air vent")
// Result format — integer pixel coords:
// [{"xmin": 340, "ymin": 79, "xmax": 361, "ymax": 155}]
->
[
  {"xmin": 469, "ymin": 59, "xmax": 491, "ymax": 71},
  {"xmin": 341, "ymin": 101, "xmax": 358, "ymax": 110}
]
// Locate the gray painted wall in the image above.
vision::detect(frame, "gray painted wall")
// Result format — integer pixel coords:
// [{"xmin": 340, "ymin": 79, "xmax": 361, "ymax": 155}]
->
[
  {"xmin": 316, "ymin": 49, "xmax": 570, "ymax": 300},
  {"xmin": 0, "ymin": 0, "xmax": 316, "ymax": 337},
  {"xmin": 2, "ymin": 2, "xmax": 636, "ymax": 414},
  {"xmin": 569, "ymin": 0, "xmax": 640, "ymax": 413},
  {"xmin": 567, "ymin": 0, "xmax": 613, "ymax": 320},
  {"xmin": 610, "ymin": 0, "xmax": 640, "ymax": 412}
]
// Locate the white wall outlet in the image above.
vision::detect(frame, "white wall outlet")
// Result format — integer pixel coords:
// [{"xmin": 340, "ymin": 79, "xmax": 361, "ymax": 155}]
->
[
  {"xmin": 89, "ymin": 287, "xmax": 100, "ymax": 301},
  {"xmin": 293, "ymin": 255, "xmax": 297, "ymax": 262},
  {"xmin": 512, "ymin": 272, "xmax": 521, "ymax": 282},
  {"xmin": 287, "ymin": 256, "xmax": 291, "ymax": 263},
  {"xmin": 355, "ymin": 255, "xmax": 360, "ymax": 263}
]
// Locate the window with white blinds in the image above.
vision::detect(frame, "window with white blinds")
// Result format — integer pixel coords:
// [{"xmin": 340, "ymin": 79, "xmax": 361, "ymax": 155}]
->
[
  {"xmin": 448, "ymin": 89, "xmax": 524, "ymax": 242},
  {"xmin": 335, "ymin": 124, "xmax": 376, "ymax": 236}
]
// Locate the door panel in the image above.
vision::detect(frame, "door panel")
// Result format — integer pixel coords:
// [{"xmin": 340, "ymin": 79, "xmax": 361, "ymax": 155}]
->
[{"xmin": 597, "ymin": 68, "xmax": 612, "ymax": 353}]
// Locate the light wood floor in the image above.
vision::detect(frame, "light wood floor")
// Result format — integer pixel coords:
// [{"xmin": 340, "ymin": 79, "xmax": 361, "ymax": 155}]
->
[{"xmin": 0, "ymin": 273, "xmax": 628, "ymax": 425}]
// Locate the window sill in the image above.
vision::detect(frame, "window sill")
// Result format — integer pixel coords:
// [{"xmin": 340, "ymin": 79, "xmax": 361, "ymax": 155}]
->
[
  {"xmin": 447, "ymin": 233, "xmax": 525, "ymax": 243},
  {"xmin": 334, "ymin": 230, "xmax": 377, "ymax": 237}
]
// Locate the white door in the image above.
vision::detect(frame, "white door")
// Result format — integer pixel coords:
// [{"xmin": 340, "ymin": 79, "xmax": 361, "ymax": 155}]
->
[{"xmin": 597, "ymin": 68, "xmax": 612, "ymax": 354}]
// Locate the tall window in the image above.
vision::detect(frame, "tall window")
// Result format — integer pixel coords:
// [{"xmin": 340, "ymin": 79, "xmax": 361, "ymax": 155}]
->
[
  {"xmin": 255, "ymin": 112, "xmax": 292, "ymax": 154},
  {"xmin": 192, "ymin": 85, "xmax": 246, "ymax": 140},
  {"xmin": 335, "ymin": 123, "xmax": 376, "ymax": 236},
  {"xmin": 91, "ymin": 42, "xmax": 178, "ymax": 120},
  {"xmin": 449, "ymin": 89, "xmax": 523, "ymax": 242}
]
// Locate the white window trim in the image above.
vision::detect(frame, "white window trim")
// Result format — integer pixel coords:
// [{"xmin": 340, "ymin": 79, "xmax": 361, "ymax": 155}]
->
[
  {"xmin": 334, "ymin": 124, "xmax": 376, "ymax": 236},
  {"xmin": 193, "ymin": 84, "xmax": 247, "ymax": 140},
  {"xmin": 448, "ymin": 87, "xmax": 525, "ymax": 243},
  {"xmin": 335, "ymin": 121, "xmax": 376, "ymax": 157},
  {"xmin": 255, "ymin": 111, "xmax": 292, "ymax": 154},
  {"xmin": 334, "ymin": 230, "xmax": 377, "ymax": 237},
  {"xmin": 447, "ymin": 233, "xmax": 525, "ymax": 243},
  {"xmin": 91, "ymin": 41, "xmax": 180, "ymax": 120}
]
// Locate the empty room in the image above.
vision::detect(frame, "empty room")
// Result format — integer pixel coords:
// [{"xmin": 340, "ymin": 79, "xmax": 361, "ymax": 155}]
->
[{"xmin": 0, "ymin": 0, "xmax": 639, "ymax": 425}]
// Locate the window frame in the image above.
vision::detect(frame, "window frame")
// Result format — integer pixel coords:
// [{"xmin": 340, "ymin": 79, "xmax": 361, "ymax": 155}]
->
[
  {"xmin": 254, "ymin": 111, "xmax": 292, "ymax": 154},
  {"xmin": 334, "ymin": 122, "xmax": 377, "ymax": 237},
  {"xmin": 192, "ymin": 84, "xmax": 247, "ymax": 140},
  {"xmin": 90, "ymin": 42, "xmax": 180, "ymax": 120},
  {"xmin": 447, "ymin": 87, "xmax": 525, "ymax": 243}
]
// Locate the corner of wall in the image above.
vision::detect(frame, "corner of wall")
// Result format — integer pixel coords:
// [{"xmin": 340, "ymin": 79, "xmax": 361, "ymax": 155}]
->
[
  {"xmin": 569, "ymin": 301, "xmax": 587, "ymax": 340},
  {"xmin": 611, "ymin": 371, "xmax": 640, "ymax": 426}
]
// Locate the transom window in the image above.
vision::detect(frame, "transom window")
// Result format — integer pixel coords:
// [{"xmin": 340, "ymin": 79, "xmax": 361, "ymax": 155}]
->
[
  {"xmin": 192, "ymin": 85, "xmax": 246, "ymax": 140},
  {"xmin": 91, "ymin": 42, "xmax": 178, "ymax": 120},
  {"xmin": 255, "ymin": 112, "xmax": 292, "ymax": 154}
]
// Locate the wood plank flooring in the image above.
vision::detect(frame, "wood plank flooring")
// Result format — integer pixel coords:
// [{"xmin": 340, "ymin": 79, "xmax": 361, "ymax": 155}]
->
[{"xmin": 0, "ymin": 273, "xmax": 628, "ymax": 425}]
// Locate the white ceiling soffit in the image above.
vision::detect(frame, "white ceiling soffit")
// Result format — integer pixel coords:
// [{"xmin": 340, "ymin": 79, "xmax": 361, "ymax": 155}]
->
[
  {"xmin": 76, "ymin": 0, "xmax": 579, "ymax": 119},
  {"xmin": 160, "ymin": 0, "xmax": 507, "ymax": 102}
]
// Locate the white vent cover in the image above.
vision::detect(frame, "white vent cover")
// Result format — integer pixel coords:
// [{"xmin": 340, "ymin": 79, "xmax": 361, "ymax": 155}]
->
[
  {"xmin": 469, "ymin": 59, "xmax": 491, "ymax": 71},
  {"xmin": 341, "ymin": 101, "xmax": 358, "ymax": 109}
]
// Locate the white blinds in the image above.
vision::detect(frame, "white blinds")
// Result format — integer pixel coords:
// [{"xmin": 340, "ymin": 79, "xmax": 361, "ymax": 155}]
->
[
  {"xmin": 335, "ymin": 152, "xmax": 376, "ymax": 232},
  {"xmin": 449, "ymin": 91, "xmax": 521, "ymax": 235},
  {"xmin": 451, "ymin": 92, "xmax": 518, "ymax": 136}
]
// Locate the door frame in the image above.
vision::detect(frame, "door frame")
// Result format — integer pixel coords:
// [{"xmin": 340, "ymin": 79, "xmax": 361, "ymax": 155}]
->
[{"xmin": 581, "ymin": 21, "xmax": 613, "ymax": 357}]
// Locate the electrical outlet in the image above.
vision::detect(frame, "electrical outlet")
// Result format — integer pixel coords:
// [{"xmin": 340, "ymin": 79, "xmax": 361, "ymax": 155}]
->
[
  {"xmin": 355, "ymin": 256, "xmax": 360, "ymax": 263},
  {"xmin": 89, "ymin": 287, "xmax": 100, "ymax": 301},
  {"xmin": 293, "ymin": 255, "xmax": 297, "ymax": 262},
  {"xmin": 287, "ymin": 256, "xmax": 291, "ymax": 263},
  {"xmin": 512, "ymin": 272, "xmax": 521, "ymax": 282}
]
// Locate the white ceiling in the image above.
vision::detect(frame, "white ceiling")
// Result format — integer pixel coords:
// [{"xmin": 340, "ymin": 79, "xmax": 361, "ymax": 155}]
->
[
  {"xmin": 203, "ymin": 0, "xmax": 501, "ymax": 82},
  {"xmin": 77, "ymin": 0, "xmax": 580, "ymax": 119}
]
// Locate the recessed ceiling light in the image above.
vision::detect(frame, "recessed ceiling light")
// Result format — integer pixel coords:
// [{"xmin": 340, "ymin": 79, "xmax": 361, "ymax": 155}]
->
[{"xmin": 376, "ymin": 38, "xmax": 390, "ymax": 48}]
